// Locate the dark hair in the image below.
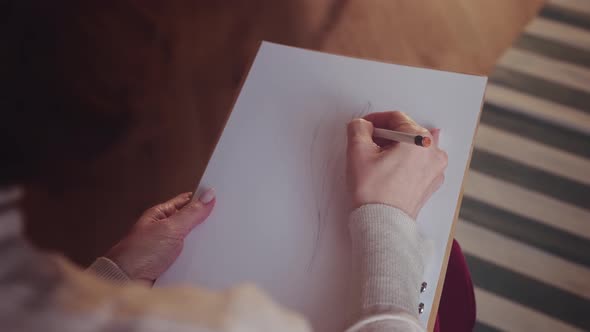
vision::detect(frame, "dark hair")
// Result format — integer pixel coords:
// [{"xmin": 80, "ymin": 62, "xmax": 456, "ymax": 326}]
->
[{"xmin": 1, "ymin": 1, "xmax": 131, "ymax": 186}]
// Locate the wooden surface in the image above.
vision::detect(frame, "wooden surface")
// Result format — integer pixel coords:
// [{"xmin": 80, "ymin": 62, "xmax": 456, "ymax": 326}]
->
[
  {"xmin": 23, "ymin": 0, "xmax": 543, "ymax": 267},
  {"xmin": 323, "ymin": 1, "xmax": 545, "ymax": 74}
]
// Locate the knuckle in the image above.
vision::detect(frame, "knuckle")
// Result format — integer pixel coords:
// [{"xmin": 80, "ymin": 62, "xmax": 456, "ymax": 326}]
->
[
  {"xmin": 144, "ymin": 206, "xmax": 160, "ymax": 217},
  {"xmin": 439, "ymin": 150, "xmax": 449, "ymax": 166},
  {"xmin": 185, "ymin": 201, "xmax": 203, "ymax": 212},
  {"xmin": 177, "ymin": 202, "xmax": 207, "ymax": 222},
  {"xmin": 348, "ymin": 118, "xmax": 365, "ymax": 128}
]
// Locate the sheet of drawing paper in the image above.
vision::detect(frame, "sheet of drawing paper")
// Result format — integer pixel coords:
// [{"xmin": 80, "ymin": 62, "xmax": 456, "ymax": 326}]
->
[{"xmin": 156, "ymin": 41, "xmax": 487, "ymax": 331}]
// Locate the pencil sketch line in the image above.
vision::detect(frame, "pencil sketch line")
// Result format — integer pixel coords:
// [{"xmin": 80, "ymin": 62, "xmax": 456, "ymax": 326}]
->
[{"xmin": 306, "ymin": 101, "xmax": 373, "ymax": 272}]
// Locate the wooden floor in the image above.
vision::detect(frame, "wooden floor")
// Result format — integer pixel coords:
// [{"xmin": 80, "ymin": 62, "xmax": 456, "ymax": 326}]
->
[{"xmin": 22, "ymin": 0, "xmax": 543, "ymax": 267}]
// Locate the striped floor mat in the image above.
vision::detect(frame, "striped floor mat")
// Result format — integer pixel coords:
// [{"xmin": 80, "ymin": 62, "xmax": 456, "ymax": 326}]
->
[{"xmin": 455, "ymin": 0, "xmax": 590, "ymax": 331}]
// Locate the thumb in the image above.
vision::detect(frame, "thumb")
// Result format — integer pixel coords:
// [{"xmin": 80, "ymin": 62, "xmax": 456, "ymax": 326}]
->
[
  {"xmin": 170, "ymin": 187, "xmax": 216, "ymax": 235},
  {"xmin": 141, "ymin": 192, "xmax": 192, "ymax": 222},
  {"xmin": 394, "ymin": 117, "xmax": 431, "ymax": 137}
]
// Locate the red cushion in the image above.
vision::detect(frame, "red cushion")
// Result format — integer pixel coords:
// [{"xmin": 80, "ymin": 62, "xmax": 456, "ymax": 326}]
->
[{"xmin": 434, "ymin": 240, "xmax": 476, "ymax": 332}]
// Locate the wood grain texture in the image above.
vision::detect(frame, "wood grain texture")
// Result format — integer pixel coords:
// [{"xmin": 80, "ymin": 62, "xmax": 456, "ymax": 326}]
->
[{"xmin": 21, "ymin": 0, "xmax": 543, "ymax": 271}]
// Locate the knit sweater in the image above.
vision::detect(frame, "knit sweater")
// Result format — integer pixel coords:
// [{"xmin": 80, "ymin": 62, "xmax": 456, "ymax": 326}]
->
[{"xmin": 0, "ymin": 187, "xmax": 426, "ymax": 332}]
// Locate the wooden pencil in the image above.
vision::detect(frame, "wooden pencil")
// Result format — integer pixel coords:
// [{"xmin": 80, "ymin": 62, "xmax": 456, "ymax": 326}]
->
[{"xmin": 373, "ymin": 128, "xmax": 432, "ymax": 147}]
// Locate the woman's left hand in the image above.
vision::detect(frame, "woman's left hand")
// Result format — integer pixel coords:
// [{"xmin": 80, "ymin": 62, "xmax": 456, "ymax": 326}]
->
[{"xmin": 105, "ymin": 189, "xmax": 216, "ymax": 284}]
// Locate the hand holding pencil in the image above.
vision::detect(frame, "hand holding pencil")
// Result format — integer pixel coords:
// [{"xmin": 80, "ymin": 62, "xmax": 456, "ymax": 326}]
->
[{"xmin": 346, "ymin": 111, "xmax": 448, "ymax": 219}]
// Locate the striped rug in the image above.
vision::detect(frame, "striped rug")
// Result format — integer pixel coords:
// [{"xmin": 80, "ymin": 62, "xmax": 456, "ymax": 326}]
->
[{"xmin": 455, "ymin": 0, "xmax": 590, "ymax": 331}]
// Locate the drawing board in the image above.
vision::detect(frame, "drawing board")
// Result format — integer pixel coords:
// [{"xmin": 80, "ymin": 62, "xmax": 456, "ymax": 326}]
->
[{"xmin": 156, "ymin": 42, "xmax": 487, "ymax": 331}]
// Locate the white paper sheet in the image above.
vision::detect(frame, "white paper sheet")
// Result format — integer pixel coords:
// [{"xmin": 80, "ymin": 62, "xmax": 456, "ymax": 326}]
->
[{"xmin": 156, "ymin": 42, "xmax": 487, "ymax": 331}]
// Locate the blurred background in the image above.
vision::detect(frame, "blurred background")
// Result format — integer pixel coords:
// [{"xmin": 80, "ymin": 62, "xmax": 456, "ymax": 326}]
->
[
  {"xmin": 454, "ymin": 1, "xmax": 590, "ymax": 331},
  {"xmin": 2, "ymin": 1, "xmax": 588, "ymax": 331}
]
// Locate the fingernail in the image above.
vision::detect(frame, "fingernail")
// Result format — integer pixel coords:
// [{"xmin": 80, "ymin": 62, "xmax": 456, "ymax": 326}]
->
[{"xmin": 198, "ymin": 188, "xmax": 215, "ymax": 204}]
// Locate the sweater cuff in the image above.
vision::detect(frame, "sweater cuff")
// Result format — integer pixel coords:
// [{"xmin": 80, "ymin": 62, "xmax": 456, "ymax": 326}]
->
[
  {"xmin": 349, "ymin": 204, "xmax": 426, "ymax": 318},
  {"xmin": 87, "ymin": 257, "xmax": 130, "ymax": 284}
]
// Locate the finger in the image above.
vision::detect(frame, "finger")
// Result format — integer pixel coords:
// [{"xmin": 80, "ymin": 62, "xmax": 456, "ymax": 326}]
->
[
  {"xmin": 429, "ymin": 128, "xmax": 441, "ymax": 147},
  {"xmin": 171, "ymin": 188, "xmax": 216, "ymax": 235},
  {"xmin": 347, "ymin": 118, "xmax": 379, "ymax": 155},
  {"xmin": 143, "ymin": 192, "xmax": 193, "ymax": 222},
  {"xmin": 347, "ymin": 118, "xmax": 374, "ymax": 145},
  {"xmin": 364, "ymin": 111, "xmax": 430, "ymax": 136},
  {"xmin": 438, "ymin": 149, "xmax": 449, "ymax": 171}
]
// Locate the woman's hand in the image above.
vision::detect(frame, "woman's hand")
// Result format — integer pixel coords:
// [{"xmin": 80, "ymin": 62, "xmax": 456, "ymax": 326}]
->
[
  {"xmin": 105, "ymin": 189, "xmax": 216, "ymax": 283},
  {"xmin": 346, "ymin": 111, "xmax": 448, "ymax": 219}
]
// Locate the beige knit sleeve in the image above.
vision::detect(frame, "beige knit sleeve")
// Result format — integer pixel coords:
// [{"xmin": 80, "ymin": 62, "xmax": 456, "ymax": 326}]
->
[
  {"xmin": 87, "ymin": 257, "xmax": 130, "ymax": 284},
  {"xmin": 346, "ymin": 204, "xmax": 427, "ymax": 332}
]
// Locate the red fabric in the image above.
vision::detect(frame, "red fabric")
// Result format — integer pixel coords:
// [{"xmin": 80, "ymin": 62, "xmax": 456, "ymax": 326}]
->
[{"xmin": 433, "ymin": 240, "xmax": 476, "ymax": 332}]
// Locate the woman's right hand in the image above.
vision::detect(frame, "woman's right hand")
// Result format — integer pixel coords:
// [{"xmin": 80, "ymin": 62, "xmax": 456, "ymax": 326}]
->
[{"xmin": 346, "ymin": 111, "xmax": 448, "ymax": 219}]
